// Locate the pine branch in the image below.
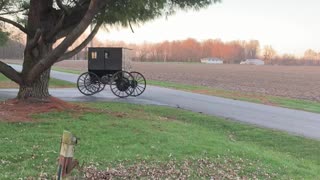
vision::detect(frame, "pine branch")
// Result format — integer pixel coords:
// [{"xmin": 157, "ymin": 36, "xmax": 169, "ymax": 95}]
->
[
  {"xmin": 57, "ymin": 20, "xmax": 103, "ymax": 61},
  {"xmin": 0, "ymin": 16, "xmax": 28, "ymax": 35},
  {"xmin": 0, "ymin": 8, "xmax": 27, "ymax": 16}
]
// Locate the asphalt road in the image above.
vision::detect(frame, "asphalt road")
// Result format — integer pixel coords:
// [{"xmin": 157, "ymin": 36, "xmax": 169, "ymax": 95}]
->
[{"xmin": 2, "ymin": 64, "xmax": 320, "ymax": 140}]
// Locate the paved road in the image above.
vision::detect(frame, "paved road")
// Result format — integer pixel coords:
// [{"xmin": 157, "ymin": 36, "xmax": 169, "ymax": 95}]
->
[{"xmin": 2, "ymin": 64, "xmax": 320, "ymax": 140}]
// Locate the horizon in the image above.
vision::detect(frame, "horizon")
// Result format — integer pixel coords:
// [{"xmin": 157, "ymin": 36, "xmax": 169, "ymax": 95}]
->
[{"xmin": 95, "ymin": 0, "xmax": 320, "ymax": 57}]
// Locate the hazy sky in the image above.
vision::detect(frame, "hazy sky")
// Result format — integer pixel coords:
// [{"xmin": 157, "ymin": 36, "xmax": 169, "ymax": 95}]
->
[{"xmin": 96, "ymin": 0, "xmax": 320, "ymax": 56}]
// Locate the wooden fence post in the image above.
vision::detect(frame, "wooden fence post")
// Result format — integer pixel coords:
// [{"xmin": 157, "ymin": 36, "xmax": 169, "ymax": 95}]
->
[{"xmin": 56, "ymin": 131, "xmax": 79, "ymax": 180}]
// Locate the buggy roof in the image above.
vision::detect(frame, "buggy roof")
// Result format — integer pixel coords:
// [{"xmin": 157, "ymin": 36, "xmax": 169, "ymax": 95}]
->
[{"xmin": 88, "ymin": 47, "xmax": 133, "ymax": 50}]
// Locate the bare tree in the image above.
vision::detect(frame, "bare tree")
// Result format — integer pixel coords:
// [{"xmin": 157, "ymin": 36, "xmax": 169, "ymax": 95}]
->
[
  {"xmin": 304, "ymin": 49, "xmax": 319, "ymax": 60},
  {"xmin": 263, "ymin": 45, "xmax": 277, "ymax": 61},
  {"xmin": 244, "ymin": 40, "xmax": 260, "ymax": 59}
]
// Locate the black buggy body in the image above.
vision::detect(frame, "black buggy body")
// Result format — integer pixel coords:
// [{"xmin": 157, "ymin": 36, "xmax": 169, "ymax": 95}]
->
[{"xmin": 77, "ymin": 47, "xmax": 146, "ymax": 98}]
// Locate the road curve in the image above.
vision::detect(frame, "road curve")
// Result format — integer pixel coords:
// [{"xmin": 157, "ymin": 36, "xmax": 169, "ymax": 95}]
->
[{"xmin": 1, "ymin": 64, "xmax": 320, "ymax": 140}]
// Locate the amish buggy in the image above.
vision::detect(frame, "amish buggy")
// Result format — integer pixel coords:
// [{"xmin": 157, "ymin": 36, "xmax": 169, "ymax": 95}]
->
[{"xmin": 77, "ymin": 47, "xmax": 146, "ymax": 98}]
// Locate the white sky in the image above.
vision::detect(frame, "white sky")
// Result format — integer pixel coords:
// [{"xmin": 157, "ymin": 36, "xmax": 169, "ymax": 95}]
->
[{"xmin": 96, "ymin": 0, "xmax": 320, "ymax": 56}]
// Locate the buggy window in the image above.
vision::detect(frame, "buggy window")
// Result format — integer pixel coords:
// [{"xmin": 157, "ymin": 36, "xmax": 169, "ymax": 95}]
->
[
  {"xmin": 104, "ymin": 51, "xmax": 109, "ymax": 59},
  {"xmin": 91, "ymin": 51, "xmax": 97, "ymax": 59}
]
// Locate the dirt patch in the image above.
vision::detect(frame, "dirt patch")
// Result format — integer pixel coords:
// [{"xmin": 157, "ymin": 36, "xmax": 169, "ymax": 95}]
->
[
  {"xmin": 0, "ymin": 97, "xmax": 83, "ymax": 122},
  {"xmin": 0, "ymin": 96, "xmax": 139, "ymax": 122}
]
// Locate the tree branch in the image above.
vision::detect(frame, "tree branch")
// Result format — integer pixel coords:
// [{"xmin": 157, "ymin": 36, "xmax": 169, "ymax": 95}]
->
[
  {"xmin": 0, "ymin": 8, "xmax": 27, "ymax": 16},
  {"xmin": 129, "ymin": 21, "xmax": 135, "ymax": 33},
  {"xmin": 26, "ymin": 29, "xmax": 43, "ymax": 50},
  {"xmin": 57, "ymin": 20, "xmax": 103, "ymax": 62},
  {"xmin": 45, "ymin": 13, "xmax": 65, "ymax": 42},
  {"xmin": 56, "ymin": 0, "xmax": 70, "ymax": 15},
  {"xmin": 54, "ymin": 4, "xmax": 89, "ymax": 39},
  {"xmin": 0, "ymin": 16, "xmax": 28, "ymax": 35},
  {"xmin": 0, "ymin": 61, "xmax": 22, "ymax": 85},
  {"xmin": 55, "ymin": 24, "xmax": 77, "ymax": 40},
  {"xmin": 27, "ymin": 0, "xmax": 107, "ymax": 83}
]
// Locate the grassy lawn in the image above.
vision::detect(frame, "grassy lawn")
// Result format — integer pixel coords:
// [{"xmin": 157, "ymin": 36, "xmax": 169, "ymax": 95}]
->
[
  {"xmin": 0, "ymin": 102, "xmax": 319, "ymax": 179},
  {"xmin": 0, "ymin": 73, "xmax": 74, "ymax": 88},
  {"xmin": 52, "ymin": 67, "xmax": 84, "ymax": 74}
]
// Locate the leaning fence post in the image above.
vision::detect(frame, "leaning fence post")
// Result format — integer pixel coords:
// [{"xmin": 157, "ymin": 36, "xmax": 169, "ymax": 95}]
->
[{"xmin": 56, "ymin": 131, "xmax": 79, "ymax": 180}]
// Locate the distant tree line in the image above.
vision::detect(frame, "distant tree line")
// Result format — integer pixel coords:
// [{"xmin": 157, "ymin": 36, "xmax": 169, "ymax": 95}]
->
[
  {"xmin": 268, "ymin": 56, "xmax": 320, "ymax": 66},
  {"xmin": 130, "ymin": 39, "xmax": 320, "ymax": 66},
  {"xmin": 0, "ymin": 24, "xmax": 24, "ymax": 60},
  {"xmin": 0, "ymin": 39, "xmax": 24, "ymax": 59},
  {"xmin": 98, "ymin": 39, "xmax": 320, "ymax": 66},
  {"xmin": 131, "ymin": 39, "xmax": 260, "ymax": 64},
  {"xmin": 263, "ymin": 48, "xmax": 320, "ymax": 66},
  {"xmin": 2, "ymin": 34, "xmax": 320, "ymax": 66}
]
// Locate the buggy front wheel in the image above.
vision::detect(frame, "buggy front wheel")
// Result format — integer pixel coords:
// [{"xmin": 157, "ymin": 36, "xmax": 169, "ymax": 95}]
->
[{"xmin": 77, "ymin": 72, "xmax": 101, "ymax": 96}]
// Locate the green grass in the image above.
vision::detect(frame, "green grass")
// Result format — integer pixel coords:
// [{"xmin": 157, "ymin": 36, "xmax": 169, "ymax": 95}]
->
[
  {"xmin": 0, "ymin": 73, "xmax": 74, "ymax": 88},
  {"xmin": 0, "ymin": 102, "xmax": 319, "ymax": 179},
  {"xmin": 52, "ymin": 67, "xmax": 84, "ymax": 74},
  {"xmin": 48, "ymin": 78, "xmax": 74, "ymax": 88},
  {"xmin": 269, "ymin": 97, "xmax": 320, "ymax": 113},
  {"xmin": 0, "ymin": 73, "xmax": 17, "ymax": 85}
]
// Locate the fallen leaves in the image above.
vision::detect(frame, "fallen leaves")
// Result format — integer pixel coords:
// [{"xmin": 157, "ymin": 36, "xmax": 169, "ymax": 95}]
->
[{"xmin": 83, "ymin": 157, "xmax": 277, "ymax": 180}]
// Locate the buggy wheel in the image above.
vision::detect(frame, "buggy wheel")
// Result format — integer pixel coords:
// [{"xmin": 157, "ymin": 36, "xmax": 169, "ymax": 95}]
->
[
  {"xmin": 130, "ymin": 71, "xmax": 146, "ymax": 97},
  {"xmin": 110, "ymin": 71, "xmax": 134, "ymax": 98},
  {"xmin": 98, "ymin": 84, "xmax": 106, "ymax": 93},
  {"xmin": 77, "ymin": 72, "xmax": 101, "ymax": 96}
]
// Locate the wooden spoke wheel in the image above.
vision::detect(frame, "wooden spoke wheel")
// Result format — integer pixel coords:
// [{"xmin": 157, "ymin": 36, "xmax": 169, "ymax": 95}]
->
[
  {"xmin": 130, "ymin": 71, "xmax": 146, "ymax": 97},
  {"xmin": 77, "ymin": 72, "xmax": 102, "ymax": 96},
  {"xmin": 110, "ymin": 71, "xmax": 134, "ymax": 98}
]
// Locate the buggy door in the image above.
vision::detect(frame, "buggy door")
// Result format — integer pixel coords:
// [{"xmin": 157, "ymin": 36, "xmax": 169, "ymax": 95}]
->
[
  {"xmin": 104, "ymin": 48, "xmax": 122, "ymax": 71},
  {"xmin": 88, "ymin": 48, "xmax": 105, "ymax": 70}
]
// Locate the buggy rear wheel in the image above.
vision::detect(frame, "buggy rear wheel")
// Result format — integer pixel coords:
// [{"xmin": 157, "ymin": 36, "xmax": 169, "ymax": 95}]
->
[
  {"xmin": 97, "ymin": 84, "xmax": 106, "ymax": 93},
  {"xmin": 77, "ymin": 72, "xmax": 101, "ymax": 96},
  {"xmin": 110, "ymin": 71, "xmax": 134, "ymax": 98},
  {"xmin": 130, "ymin": 71, "xmax": 146, "ymax": 97}
]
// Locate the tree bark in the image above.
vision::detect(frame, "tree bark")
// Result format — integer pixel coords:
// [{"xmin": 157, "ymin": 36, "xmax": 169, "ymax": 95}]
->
[
  {"xmin": 15, "ymin": 0, "xmax": 55, "ymax": 100},
  {"xmin": 17, "ymin": 39, "xmax": 53, "ymax": 100},
  {"xmin": 17, "ymin": 69, "xmax": 51, "ymax": 100}
]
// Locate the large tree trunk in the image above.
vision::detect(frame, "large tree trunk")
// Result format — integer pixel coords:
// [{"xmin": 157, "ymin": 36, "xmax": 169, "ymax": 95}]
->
[
  {"xmin": 17, "ymin": 41, "xmax": 53, "ymax": 100},
  {"xmin": 15, "ymin": 0, "xmax": 54, "ymax": 101},
  {"xmin": 17, "ymin": 69, "xmax": 51, "ymax": 100}
]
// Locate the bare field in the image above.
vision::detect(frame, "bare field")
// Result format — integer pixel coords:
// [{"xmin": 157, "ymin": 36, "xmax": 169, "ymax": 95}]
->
[
  {"xmin": 53, "ymin": 61, "xmax": 320, "ymax": 102},
  {"xmin": 3, "ymin": 60, "xmax": 320, "ymax": 101}
]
